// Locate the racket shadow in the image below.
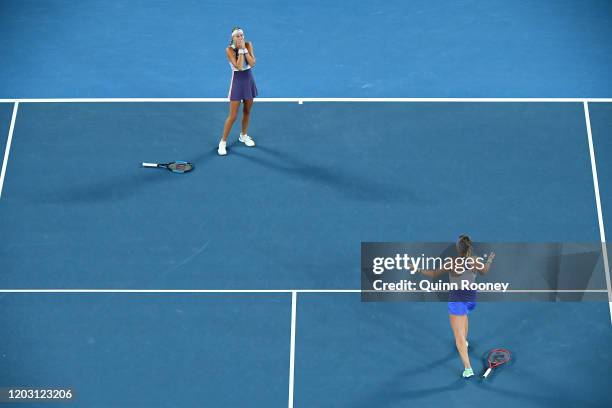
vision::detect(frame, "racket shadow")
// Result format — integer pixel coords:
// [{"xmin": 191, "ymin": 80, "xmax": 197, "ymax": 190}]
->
[
  {"xmin": 230, "ymin": 144, "xmax": 424, "ymax": 204},
  {"xmin": 479, "ymin": 355, "xmax": 606, "ymax": 408},
  {"xmin": 477, "ymin": 348, "xmax": 516, "ymax": 380}
]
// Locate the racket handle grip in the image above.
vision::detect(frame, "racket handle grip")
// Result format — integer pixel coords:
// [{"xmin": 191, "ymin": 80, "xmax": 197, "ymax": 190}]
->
[
  {"xmin": 483, "ymin": 368, "xmax": 492, "ymax": 378},
  {"xmin": 142, "ymin": 162, "xmax": 158, "ymax": 168}
]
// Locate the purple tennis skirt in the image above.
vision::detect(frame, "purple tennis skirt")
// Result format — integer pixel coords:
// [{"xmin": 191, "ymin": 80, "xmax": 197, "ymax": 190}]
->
[{"xmin": 228, "ymin": 69, "xmax": 258, "ymax": 101}]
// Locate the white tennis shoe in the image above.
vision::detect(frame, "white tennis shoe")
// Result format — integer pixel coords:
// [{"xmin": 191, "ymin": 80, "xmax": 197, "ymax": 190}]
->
[
  {"xmin": 239, "ymin": 133, "xmax": 255, "ymax": 147},
  {"xmin": 218, "ymin": 141, "xmax": 227, "ymax": 156}
]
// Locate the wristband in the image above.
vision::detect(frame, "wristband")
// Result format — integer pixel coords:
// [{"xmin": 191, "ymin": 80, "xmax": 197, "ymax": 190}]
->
[{"xmin": 238, "ymin": 48, "xmax": 249, "ymax": 55}]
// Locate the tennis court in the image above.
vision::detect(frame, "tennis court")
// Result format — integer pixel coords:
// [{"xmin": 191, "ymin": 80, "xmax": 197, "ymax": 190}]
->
[{"xmin": 1, "ymin": 1, "xmax": 612, "ymax": 407}]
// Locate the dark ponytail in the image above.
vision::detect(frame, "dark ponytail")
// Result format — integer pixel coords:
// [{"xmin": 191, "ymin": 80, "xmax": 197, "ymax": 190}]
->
[{"xmin": 457, "ymin": 234, "xmax": 473, "ymax": 257}]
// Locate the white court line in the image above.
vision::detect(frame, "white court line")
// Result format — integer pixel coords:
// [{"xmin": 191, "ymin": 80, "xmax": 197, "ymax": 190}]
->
[
  {"xmin": 0, "ymin": 102, "xmax": 19, "ymax": 199},
  {"xmin": 0, "ymin": 289, "xmax": 606, "ymax": 293},
  {"xmin": 288, "ymin": 291, "xmax": 297, "ymax": 408},
  {"xmin": 583, "ymin": 102, "xmax": 612, "ymax": 325},
  {"xmin": 1, "ymin": 98, "xmax": 612, "ymax": 103}
]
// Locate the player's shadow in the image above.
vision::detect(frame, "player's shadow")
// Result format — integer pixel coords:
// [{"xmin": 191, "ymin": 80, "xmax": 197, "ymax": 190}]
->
[
  {"xmin": 356, "ymin": 337, "xmax": 499, "ymax": 407},
  {"xmin": 478, "ymin": 380, "xmax": 601, "ymax": 408},
  {"xmin": 36, "ymin": 148, "xmax": 219, "ymax": 204},
  {"xmin": 34, "ymin": 171, "xmax": 167, "ymax": 204},
  {"xmin": 353, "ymin": 348, "xmax": 467, "ymax": 408},
  {"xmin": 185, "ymin": 146, "xmax": 220, "ymax": 165},
  {"xmin": 401, "ymin": 349, "xmax": 458, "ymax": 377},
  {"xmin": 229, "ymin": 143, "xmax": 423, "ymax": 204}
]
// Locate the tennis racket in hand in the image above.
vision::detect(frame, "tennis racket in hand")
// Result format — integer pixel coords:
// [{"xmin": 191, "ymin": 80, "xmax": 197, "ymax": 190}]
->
[
  {"xmin": 483, "ymin": 348, "xmax": 511, "ymax": 378},
  {"xmin": 142, "ymin": 161, "xmax": 194, "ymax": 174}
]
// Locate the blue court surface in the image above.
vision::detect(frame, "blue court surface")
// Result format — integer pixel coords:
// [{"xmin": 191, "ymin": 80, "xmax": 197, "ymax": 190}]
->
[
  {"xmin": 1, "ymin": 1, "xmax": 612, "ymax": 408},
  {"xmin": 0, "ymin": 100, "xmax": 610, "ymax": 407},
  {"xmin": 0, "ymin": 293, "xmax": 291, "ymax": 407},
  {"xmin": 295, "ymin": 295, "xmax": 611, "ymax": 408},
  {"xmin": 2, "ymin": 0, "xmax": 612, "ymax": 98},
  {"xmin": 590, "ymin": 103, "xmax": 612, "ymax": 230},
  {"xmin": 0, "ymin": 104, "xmax": 14, "ymax": 158},
  {"xmin": 0, "ymin": 102, "xmax": 604, "ymax": 289}
]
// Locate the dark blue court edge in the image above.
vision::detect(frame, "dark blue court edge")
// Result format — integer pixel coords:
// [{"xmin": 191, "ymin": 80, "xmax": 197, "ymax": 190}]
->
[{"xmin": 1, "ymin": 1, "xmax": 612, "ymax": 97}]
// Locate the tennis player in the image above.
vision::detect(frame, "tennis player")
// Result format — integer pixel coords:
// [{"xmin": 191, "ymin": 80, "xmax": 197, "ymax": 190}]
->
[
  {"xmin": 419, "ymin": 235, "xmax": 495, "ymax": 378},
  {"xmin": 218, "ymin": 26, "xmax": 258, "ymax": 156}
]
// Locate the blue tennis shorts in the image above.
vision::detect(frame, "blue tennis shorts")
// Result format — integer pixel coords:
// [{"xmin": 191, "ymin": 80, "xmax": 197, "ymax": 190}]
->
[{"xmin": 448, "ymin": 301, "xmax": 476, "ymax": 316}]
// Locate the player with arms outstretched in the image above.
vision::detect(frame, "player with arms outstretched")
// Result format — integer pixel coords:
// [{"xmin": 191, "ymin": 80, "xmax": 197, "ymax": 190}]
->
[{"xmin": 419, "ymin": 235, "xmax": 495, "ymax": 378}]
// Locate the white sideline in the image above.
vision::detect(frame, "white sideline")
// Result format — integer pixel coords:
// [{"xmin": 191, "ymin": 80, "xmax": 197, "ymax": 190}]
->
[
  {"xmin": 288, "ymin": 291, "xmax": 297, "ymax": 408},
  {"xmin": 0, "ymin": 102, "xmax": 19, "ymax": 199},
  {"xmin": 583, "ymin": 102, "xmax": 612, "ymax": 325}
]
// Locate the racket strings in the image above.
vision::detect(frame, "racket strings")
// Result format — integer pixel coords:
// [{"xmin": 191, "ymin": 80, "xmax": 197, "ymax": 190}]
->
[
  {"xmin": 168, "ymin": 162, "xmax": 193, "ymax": 173},
  {"xmin": 488, "ymin": 350, "xmax": 510, "ymax": 365}
]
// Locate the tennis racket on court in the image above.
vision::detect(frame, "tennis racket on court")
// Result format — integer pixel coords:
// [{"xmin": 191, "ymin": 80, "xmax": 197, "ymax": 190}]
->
[
  {"xmin": 483, "ymin": 348, "xmax": 511, "ymax": 378},
  {"xmin": 142, "ymin": 161, "xmax": 194, "ymax": 174}
]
